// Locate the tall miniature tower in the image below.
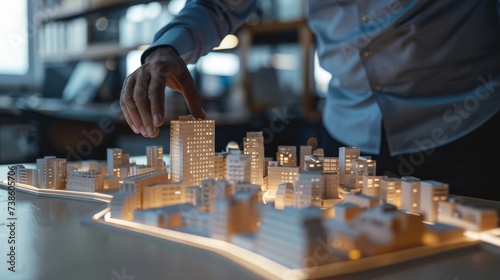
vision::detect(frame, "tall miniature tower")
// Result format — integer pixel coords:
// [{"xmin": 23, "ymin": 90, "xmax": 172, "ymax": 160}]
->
[
  {"xmin": 401, "ymin": 176, "xmax": 421, "ymax": 213},
  {"xmin": 107, "ymin": 148, "xmax": 123, "ymax": 178},
  {"xmin": 294, "ymin": 171, "xmax": 323, "ymax": 208},
  {"xmin": 36, "ymin": 156, "xmax": 66, "ymax": 189},
  {"xmin": 243, "ymin": 131, "xmax": 264, "ymax": 187},
  {"xmin": 299, "ymin": 145, "xmax": 312, "ymax": 171},
  {"xmin": 420, "ymin": 180, "xmax": 449, "ymax": 222},
  {"xmin": 381, "ymin": 177, "xmax": 403, "ymax": 209},
  {"xmin": 226, "ymin": 154, "xmax": 251, "ymax": 185},
  {"xmin": 146, "ymin": 145, "xmax": 165, "ymax": 171},
  {"xmin": 170, "ymin": 116, "xmax": 215, "ymax": 193},
  {"xmin": 323, "ymin": 157, "xmax": 339, "ymax": 174},
  {"xmin": 339, "ymin": 147, "xmax": 360, "ymax": 186},
  {"xmin": 276, "ymin": 145, "xmax": 297, "ymax": 166}
]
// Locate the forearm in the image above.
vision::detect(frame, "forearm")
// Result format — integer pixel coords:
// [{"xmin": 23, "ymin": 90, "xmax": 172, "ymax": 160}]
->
[{"xmin": 141, "ymin": 0, "xmax": 257, "ymax": 64}]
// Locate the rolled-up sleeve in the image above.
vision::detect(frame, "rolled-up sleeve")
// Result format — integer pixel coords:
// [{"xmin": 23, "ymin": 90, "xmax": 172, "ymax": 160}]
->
[{"xmin": 141, "ymin": 0, "xmax": 257, "ymax": 64}]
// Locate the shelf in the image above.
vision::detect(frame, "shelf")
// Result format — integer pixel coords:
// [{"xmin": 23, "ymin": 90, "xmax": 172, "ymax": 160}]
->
[
  {"xmin": 40, "ymin": 42, "xmax": 148, "ymax": 63},
  {"xmin": 37, "ymin": 0, "xmax": 168, "ymax": 24}
]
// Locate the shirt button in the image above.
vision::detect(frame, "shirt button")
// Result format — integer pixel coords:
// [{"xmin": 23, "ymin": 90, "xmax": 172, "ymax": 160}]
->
[
  {"xmin": 374, "ymin": 85, "xmax": 383, "ymax": 92},
  {"xmin": 361, "ymin": 14, "xmax": 369, "ymax": 22},
  {"xmin": 363, "ymin": 50, "xmax": 372, "ymax": 58}
]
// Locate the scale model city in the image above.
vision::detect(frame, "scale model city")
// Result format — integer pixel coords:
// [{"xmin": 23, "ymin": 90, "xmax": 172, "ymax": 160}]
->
[{"xmin": 8, "ymin": 115, "xmax": 500, "ymax": 277}]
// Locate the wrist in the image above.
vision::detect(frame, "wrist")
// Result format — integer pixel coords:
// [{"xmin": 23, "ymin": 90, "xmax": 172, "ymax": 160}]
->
[{"xmin": 145, "ymin": 46, "xmax": 179, "ymax": 63}]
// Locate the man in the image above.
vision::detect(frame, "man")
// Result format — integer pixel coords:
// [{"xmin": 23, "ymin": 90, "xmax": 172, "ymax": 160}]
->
[{"xmin": 120, "ymin": 0, "xmax": 500, "ymax": 200}]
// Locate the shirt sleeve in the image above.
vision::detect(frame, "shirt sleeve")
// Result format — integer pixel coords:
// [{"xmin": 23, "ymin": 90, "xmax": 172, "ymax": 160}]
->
[{"xmin": 140, "ymin": 0, "xmax": 257, "ymax": 64}]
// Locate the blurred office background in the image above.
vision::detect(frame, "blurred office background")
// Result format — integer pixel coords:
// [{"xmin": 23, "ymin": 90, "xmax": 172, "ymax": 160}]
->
[{"xmin": 0, "ymin": 0, "xmax": 332, "ymax": 164}]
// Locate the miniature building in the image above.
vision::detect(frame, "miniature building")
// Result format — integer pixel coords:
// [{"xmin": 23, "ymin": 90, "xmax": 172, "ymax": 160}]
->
[
  {"xmin": 275, "ymin": 183, "xmax": 294, "ymax": 210},
  {"xmin": 13, "ymin": 165, "xmax": 39, "ymax": 186},
  {"xmin": 103, "ymin": 175, "xmax": 120, "ymax": 190},
  {"xmin": 381, "ymin": 177, "xmax": 403, "ymax": 209},
  {"xmin": 353, "ymin": 158, "xmax": 376, "ymax": 188},
  {"xmin": 226, "ymin": 153, "xmax": 251, "ymax": 185},
  {"xmin": 212, "ymin": 190, "xmax": 259, "ymax": 241},
  {"xmin": 185, "ymin": 178, "xmax": 217, "ymax": 212},
  {"xmin": 244, "ymin": 131, "xmax": 265, "ymax": 187},
  {"xmin": 170, "ymin": 115, "xmax": 215, "ymax": 194},
  {"xmin": 339, "ymin": 147, "xmax": 360, "ymax": 186},
  {"xmin": 225, "ymin": 141, "xmax": 241, "ymax": 154},
  {"xmin": 437, "ymin": 199, "xmax": 499, "ymax": 231},
  {"xmin": 322, "ymin": 173, "xmax": 340, "ymax": 201},
  {"xmin": 294, "ymin": 171, "xmax": 323, "ymax": 208},
  {"xmin": 109, "ymin": 191, "xmax": 140, "ymax": 221},
  {"xmin": 343, "ymin": 193, "xmax": 380, "ymax": 209},
  {"xmin": 326, "ymin": 202, "xmax": 425, "ymax": 258},
  {"xmin": 423, "ymin": 222, "xmax": 465, "ymax": 244},
  {"xmin": 338, "ymin": 184, "xmax": 361, "ymax": 199},
  {"xmin": 362, "ymin": 175, "xmax": 383, "ymax": 197},
  {"xmin": 66, "ymin": 170, "xmax": 104, "ymax": 192},
  {"xmin": 129, "ymin": 164, "xmax": 155, "ymax": 176},
  {"xmin": 322, "ymin": 157, "xmax": 339, "ymax": 174},
  {"xmin": 267, "ymin": 164, "xmax": 299, "ymax": 197},
  {"xmin": 36, "ymin": 156, "xmax": 67, "ymax": 189},
  {"xmin": 214, "ymin": 152, "xmax": 228, "ymax": 180},
  {"xmin": 257, "ymin": 205, "xmax": 333, "ymax": 268},
  {"xmin": 133, "ymin": 203, "xmax": 195, "ymax": 228},
  {"xmin": 334, "ymin": 202, "xmax": 362, "ymax": 223},
  {"xmin": 142, "ymin": 182, "xmax": 183, "ymax": 209},
  {"xmin": 304, "ymin": 155, "xmax": 323, "ymax": 172},
  {"xmin": 146, "ymin": 145, "xmax": 165, "ymax": 171},
  {"xmin": 81, "ymin": 160, "xmax": 99, "ymax": 171},
  {"xmin": 107, "ymin": 148, "xmax": 127, "ymax": 178},
  {"xmin": 214, "ymin": 179, "xmax": 232, "ymax": 199},
  {"xmin": 120, "ymin": 171, "xmax": 169, "ymax": 209},
  {"xmin": 420, "ymin": 180, "xmax": 449, "ymax": 222},
  {"xmin": 401, "ymin": 176, "xmax": 421, "ymax": 213},
  {"xmin": 299, "ymin": 145, "xmax": 312, "ymax": 171},
  {"xmin": 180, "ymin": 210, "xmax": 213, "ymax": 237},
  {"xmin": 276, "ymin": 145, "xmax": 297, "ymax": 167}
]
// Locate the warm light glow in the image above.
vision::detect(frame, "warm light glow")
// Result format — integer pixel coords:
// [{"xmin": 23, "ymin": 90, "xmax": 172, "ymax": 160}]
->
[
  {"xmin": 213, "ymin": 34, "xmax": 239, "ymax": 50},
  {"xmin": 137, "ymin": 44, "xmax": 150, "ymax": 51},
  {"xmin": 348, "ymin": 249, "xmax": 361, "ymax": 260}
]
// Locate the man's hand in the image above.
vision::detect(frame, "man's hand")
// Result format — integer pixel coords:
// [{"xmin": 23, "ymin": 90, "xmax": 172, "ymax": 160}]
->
[{"xmin": 120, "ymin": 46, "xmax": 205, "ymax": 138}]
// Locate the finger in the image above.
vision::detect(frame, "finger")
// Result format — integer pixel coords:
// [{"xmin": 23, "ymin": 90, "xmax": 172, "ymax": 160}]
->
[
  {"xmin": 121, "ymin": 77, "xmax": 142, "ymax": 134},
  {"xmin": 120, "ymin": 99, "xmax": 139, "ymax": 134},
  {"xmin": 149, "ymin": 72, "xmax": 166, "ymax": 127},
  {"xmin": 176, "ymin": 70, "xmax": 206, "ymax": 120},
  {"xmin": 123, "ymin": 76, "xmax": 147, "ymax": 136},
  {"xmin": 133, "ymin": 72, "xmax": 157, "ymax": 137}
]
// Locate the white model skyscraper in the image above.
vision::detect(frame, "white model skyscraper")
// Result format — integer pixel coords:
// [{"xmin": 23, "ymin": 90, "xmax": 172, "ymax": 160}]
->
[
  {"xmin": 244, "ymin": 131, "xmax": 264, "ymax": 187},
  {"xmin": 170, "ymin": 116, "xmax": 215, "ymax": 193},
  {"xmin": 146, "ymin": 145, "xmax": 165, "ymax": 171},
  {"xmin": 339, "ymin": 147, "xmax": 360, "ymax": 186},
  {"xmin": 36, "ymin": 156, "xmax": 66, "ymax": 189}
]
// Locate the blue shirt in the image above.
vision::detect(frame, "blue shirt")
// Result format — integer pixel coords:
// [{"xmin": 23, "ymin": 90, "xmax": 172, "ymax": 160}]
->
[{"xmin": 142, "ymin": 0, "xmax": 500, "ymax": 156}]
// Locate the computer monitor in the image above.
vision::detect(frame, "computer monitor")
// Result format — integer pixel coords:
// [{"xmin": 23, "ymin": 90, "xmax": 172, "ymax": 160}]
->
[{"xmin": 0, "ymin": 0, "xmax": 39, "ymax": 91}]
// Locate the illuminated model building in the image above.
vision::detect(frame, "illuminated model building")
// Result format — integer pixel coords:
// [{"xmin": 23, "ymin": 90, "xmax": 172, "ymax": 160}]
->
[
  {"xmin": 12, "ymin": 165, "xmax": 39, "ymax": 186},
  {"xmin": 401, "ymin": 176, "xmax": 421, "ymax": 213},
  {"xmin": 339, "ymin": 147, "xmax": 360, "ymax": 186},
  {"xmin": 437, "ymin": 198, "xmax": 499, "ymax": 231},
  {"xmin": 170, "ymin": 115, "xmax": 215, "ymax": 195},
  {"xmin": 226, "ymin": 154, "xmax": 251, "ymax": 185},
  {"xmin": 380, "ymin": 177, "xmax": 403, "ymax": 209},
  {"xmin": 146, "ymin": 145, "xmax": 166, "ymax": 171},
  {"xmin": 276, "ymin": 145, "xmax": 297, "ymax": 166},
  {"xmin": 66, "ymin": 170, "xmax": 103, "ymax": 192},
  {"xmin": 419, "ymin": 180, "xmax": 449, "ymax": 222},
  {"xmin": 267, "ymin": 161, "xmax": 299, "ymax": 197},
  {"xmin": 244, "ymin": 131, "xmax": 265, "ymax": 187},
  {"xmin": 36, "ymin": 156, "xmax": 67, "ymax": 189}
]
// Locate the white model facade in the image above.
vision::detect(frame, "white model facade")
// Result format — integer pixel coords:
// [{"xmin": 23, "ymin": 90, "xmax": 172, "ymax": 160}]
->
[
  {"xmin": 36, "ymin": 156, "xmax": 67, "ymax": 189},
  {"xmin": 66, "ymin": 170, "xmax": 103, "ymax": 192},
  {"xmin": 170, "ymin": 116, "xmax": 215, "ymax": 192},
  {"xmin": 244, "ymin": 131, "xmax": 264, "ymax": 187}
]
